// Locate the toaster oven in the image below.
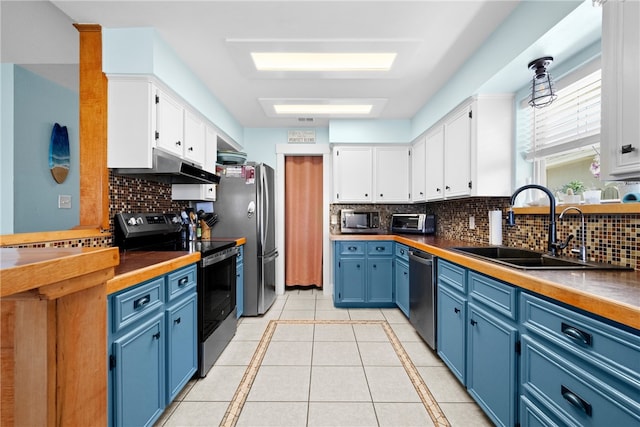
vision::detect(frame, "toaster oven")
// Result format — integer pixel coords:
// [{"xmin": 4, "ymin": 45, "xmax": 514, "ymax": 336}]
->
[{"xmin": 391, "ymin": 213, "xmax": 435, "ymax": 234}]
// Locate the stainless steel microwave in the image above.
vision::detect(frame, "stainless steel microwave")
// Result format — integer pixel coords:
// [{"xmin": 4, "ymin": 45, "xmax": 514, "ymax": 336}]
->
[{"xmin": 340, "ymin": 209, "xmax": 381, "ymax": 234}]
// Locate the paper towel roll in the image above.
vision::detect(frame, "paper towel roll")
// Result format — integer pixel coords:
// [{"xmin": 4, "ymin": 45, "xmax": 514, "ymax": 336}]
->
[{"xmin": 489, "ymin": 210, "xmax": 503, "ymax": 245}]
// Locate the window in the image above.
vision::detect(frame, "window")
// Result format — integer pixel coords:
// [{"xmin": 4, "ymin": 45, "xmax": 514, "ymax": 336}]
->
[{"xmin": 516, "ymin": 67, "xmax": 602, "ymax": 194}]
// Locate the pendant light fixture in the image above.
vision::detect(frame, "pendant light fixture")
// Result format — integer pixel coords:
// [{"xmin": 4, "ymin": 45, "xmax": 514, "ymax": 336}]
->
[{"xmin": 528, "ymin": 56, "xmax": 557, "ymax": 108}]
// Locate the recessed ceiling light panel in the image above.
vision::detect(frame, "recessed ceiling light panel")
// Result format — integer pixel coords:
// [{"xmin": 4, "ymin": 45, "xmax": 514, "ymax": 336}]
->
[
  {"xmin": 273, "ymin": 104, "xmax": 373, "ymax": 115},
  {"xmin": 251, "ymin": 52, "xmax": 397, "ymax": 72},
  {"xmin": 259, "ymin": 98, "xmax": 387, "ymax": 118},
  {"xmin": 227, "ymin": 39, "xmax": 421, "ymax": 79}
]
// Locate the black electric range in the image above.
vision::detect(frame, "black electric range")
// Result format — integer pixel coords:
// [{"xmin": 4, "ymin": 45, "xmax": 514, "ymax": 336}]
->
[{"xmin": 114, "ymin": 212, "xmax": 238, "ymax": 377}]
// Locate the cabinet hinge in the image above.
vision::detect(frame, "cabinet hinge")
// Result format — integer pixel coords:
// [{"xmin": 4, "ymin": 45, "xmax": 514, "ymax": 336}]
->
[
  {"xmin": 109, "ymin": 354, "xmax": 116, "ymax": 370},
  {"xmin": 338, "ymin": 261, "xmax": 341, "ymax": 268},
  {"xmin": 515, "ymin": 340, "xmax": 521, "ymax": 355},
  {"xmin": 468, "ymin": 181, "xmax": 472, "ymax": 189},
  {"xmin": 155, "ymin": 131, "xmax": 160, "ymax": 141},
  {"xmin": 336, "ymin": 150, "xmax": 339, "ymax": 156},
  {"xmin": 408, "ymin": 149, "xmax": 411, "ymax": 157},
  {"xmin": 336, "ymin": 193, "xmax": 339, "ymax": 200},
  {"xmin": 155, "ymin": 94, "xmax": 160, "ymax": 104},
  {"xmin": 468, "ymin": 110, "xmax": 472, "ymax": 119}
]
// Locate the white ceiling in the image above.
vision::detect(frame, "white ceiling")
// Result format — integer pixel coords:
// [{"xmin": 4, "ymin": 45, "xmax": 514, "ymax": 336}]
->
[{"xmin": 3, "ymin": 1, "xmax": 601, "ymax": 129}]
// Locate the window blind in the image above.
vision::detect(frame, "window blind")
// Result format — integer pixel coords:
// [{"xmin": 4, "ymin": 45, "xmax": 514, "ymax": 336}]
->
[{"xmin": 520, "ymin": 69, "xmax": 601, "ymax": 161}]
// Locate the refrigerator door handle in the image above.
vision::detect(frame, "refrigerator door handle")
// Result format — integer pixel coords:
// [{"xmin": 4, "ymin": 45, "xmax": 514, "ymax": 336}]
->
[
  {"xmin": 261, "ymin": 165, "xmax": 269, "ymax": 250},
  {"xmin": 262, "ymin": 250, "xmax": 279, "ymax": 263}
]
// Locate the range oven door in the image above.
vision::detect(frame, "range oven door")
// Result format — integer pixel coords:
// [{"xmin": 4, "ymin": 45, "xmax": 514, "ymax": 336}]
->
[{"xmin": 198, "ymin": 249, "xmax": 237, "ymax": 342}]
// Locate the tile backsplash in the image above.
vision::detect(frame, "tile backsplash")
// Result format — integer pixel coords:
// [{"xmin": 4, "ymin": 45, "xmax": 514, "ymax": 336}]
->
[{"xmin": 332, "ymin": 198, "xmax": 639, "ymax": 270}]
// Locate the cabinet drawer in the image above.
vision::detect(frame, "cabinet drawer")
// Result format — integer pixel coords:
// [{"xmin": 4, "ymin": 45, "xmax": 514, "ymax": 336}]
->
[
  {"xmin": 437, "ymin": 259, "xmax": 466, "ymax": 293},
  {"xmin": 112, "ymin": 277, "xmax": 164, "ymax": 333},
  {"xmin": 167, "ymin": 264, "xmax": 197, "ymax": 302},
  {"xmin": 468, "ymin": 272, "xmax": 518, "ymax": 321},
  {"xmin": 521, "ymin": 292, "xmax": 640, "ymax": 384},
  {"xmin": 521, "ymin": 336, "xmax": 640, "ymax": 427},
  {"xmin": 367, "ymin": 241, "xmax": 393, "ymax": 256},
  {"xmin": 395, "ymin": 243, "xmax": 409, "ymax": 261},
  {"xmin": 338, "ymin": 242, "xmax": 365, "ymax": 256}
]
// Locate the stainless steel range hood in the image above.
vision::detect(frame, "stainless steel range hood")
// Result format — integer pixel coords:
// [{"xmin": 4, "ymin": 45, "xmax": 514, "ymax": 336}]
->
[{"xmin": 113, "ymin": 149, "xmax": 220, "ymax": 185}]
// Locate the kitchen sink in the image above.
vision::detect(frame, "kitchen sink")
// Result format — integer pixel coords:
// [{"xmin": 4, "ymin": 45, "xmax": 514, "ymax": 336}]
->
[{"xmin": 450, "ymin": 246, "xmax": 633, "ymax": 270}]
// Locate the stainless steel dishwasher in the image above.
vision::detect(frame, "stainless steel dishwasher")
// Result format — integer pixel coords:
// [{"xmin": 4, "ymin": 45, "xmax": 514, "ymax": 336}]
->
[{"xmin": 409, "ymin": 249, "xmax": 436, "ymax": 350}]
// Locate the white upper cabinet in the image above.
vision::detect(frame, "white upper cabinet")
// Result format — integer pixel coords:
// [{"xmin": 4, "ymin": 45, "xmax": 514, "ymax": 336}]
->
[
  {"xmin": 332, "ymin": 146, "xmax": 373, "ymax": 203},
  {"xmin": 107, "ymin": 77, "xmax": 156, "ymax": 168},
  {"xmin": 156, "ymin": 87, "xmax": 185, "ymax": 158},
  {"xmin": 424, "ymin": 126, "xmax": 445, "ymax": 201},
  {"xmin": 108, "ymin": 75, "xmax": 222, "ymax": 171},
  {"xmin": 443, "ymin": 103, "xmax": 473, "ymax": 198},
  {"xmin": 601, "ymin": 0, "xmax": 640, "ymax": 180},
  {"xmin": 204, "ymin": 126, "xmax": 218, "ymax": 174},
  {"xmin": 182, "ymin": 109, "xmax": 205, "ymax": 167},
  {"xmin": 374, "ymin": 146, "xmax": 411, "ymax": 203},
  {"xmin": 411, "ymin": 136, "xmax": 427, "ymax": 202},
  {"xmin": 421, "ymin": 94, "xmax": 513, "ymax": 200}
]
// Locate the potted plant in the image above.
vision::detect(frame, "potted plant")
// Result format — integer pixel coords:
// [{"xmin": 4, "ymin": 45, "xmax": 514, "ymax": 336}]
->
[{"xmin": 560, "ymin": 180, "xmax": 585, "ymax": 204}]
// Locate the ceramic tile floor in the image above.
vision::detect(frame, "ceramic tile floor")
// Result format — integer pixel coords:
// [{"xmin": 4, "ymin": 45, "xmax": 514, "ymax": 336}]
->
[{"xmin": 155, "ymin": 288, "xmax": 494, "ymax": 427}]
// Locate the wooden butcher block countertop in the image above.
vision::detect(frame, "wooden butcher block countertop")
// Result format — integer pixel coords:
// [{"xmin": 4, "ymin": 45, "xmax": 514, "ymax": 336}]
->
[
  {"xmin": 331, "ymin": 234, "xmax": 640, "ymax": 330},
  {"xmin": 0, "ymin": 246, "xmax": 119, "ymax": 298}
]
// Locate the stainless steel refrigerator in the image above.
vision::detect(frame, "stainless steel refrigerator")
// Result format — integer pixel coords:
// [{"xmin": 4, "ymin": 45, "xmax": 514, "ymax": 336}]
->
[{"xmin": 211, "ymin": 163, "xmax": 277, "ymax": 316}]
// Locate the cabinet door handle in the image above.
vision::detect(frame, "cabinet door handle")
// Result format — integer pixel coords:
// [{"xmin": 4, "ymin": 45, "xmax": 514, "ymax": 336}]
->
[
  {"xmin": 152, "ymin": 332, "xmax": 161, "ymax": 340},
  {"xmin": 454, "ymin": 307, "xmax": 460, "ymax": 314},
  {"xmin": 561, "ymin": 385, "xmax": 592, "ymax": 416},
  {"xmin": 561, "ymin": 323, "xmax": 592, "ymax": 346},
  {"xmin": 188, "ymin": 146, "xmax": 194, "ymax": 151},
  {"xmin": 470, "ymin": 319, "xmax": 477, "ymax": 326},
  {"xmin": 403, "ymin": 271, "xmax": 408, "ymax": 276},
  {"xmin": 445, "ymin": 186, "xmax": 451, "ymax": 190},
  {"xmin": 178, "ymin": 277, "xmax": 189, "ymax": 287},
  {"xmin": 175, "ymin": 140, "xmax": 182, "ymax": 146},
  {"xmin": 174, "ymin": 317, "xmax": 181, "ymax": 325},
  {"xmin": 400, "ymin": 249, "xmax": 405, "ymax": 255},
  {"xmin": 356, "ymin": 264, "xmax": 361, "ymax": 269},
  {"xmin": 372, "ymin": 264, "xmax": 377, "ymax": 269},
  {"xmin": 364, "ymin": 193, "xmax": 368, "ymax": 197},
  {"xmin": 133, "ymin": 294, "xmax": 151, "ymax": 309},
  {"xmin": 436, "ymin": 187, "xmax": 441, "ymax": 193},
  {"xmin": 376, "ymin": 246, "xmax": 385, "ymax": 251},
  {"xmin": 379, "ymin": 193, "xmax": 383, "ymax": 197},
  {"xmin": 348, "ymin": 246, "xmax": 358, "ymax": 251},
  {"xmin": 621, "ymin": 144, "xmax": 636, "ymax": 154}
]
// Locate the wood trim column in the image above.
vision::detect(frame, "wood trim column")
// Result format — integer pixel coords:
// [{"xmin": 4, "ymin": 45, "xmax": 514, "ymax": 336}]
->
[{"xmin": 74, "ymin": 24, "xmax": 109, "ymax": 231}]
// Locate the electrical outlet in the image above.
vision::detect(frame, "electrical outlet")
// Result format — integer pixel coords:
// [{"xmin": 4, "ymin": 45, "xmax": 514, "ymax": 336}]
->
[
  {"xmin": 469, "ymin": 215, "xmax": 475, "ymax": 229},
  {"xmin": 58, "ymin": 195, "xmax": 72, "ymax": 209},
  {"xmin": 330, "ymin": 214, "xmax": 338, "ymax": 225}
]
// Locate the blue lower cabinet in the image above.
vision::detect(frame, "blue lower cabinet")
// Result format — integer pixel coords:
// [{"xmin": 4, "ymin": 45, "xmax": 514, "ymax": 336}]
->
[
  {"xmin": 367, "ymin": 257, "xmax": 394, "ymax": 303},
  {"xmin": 437, "ymin": 284, "xmax": 467, "ymax": 383},
  {"xmin": 108, "ymin": 264, "xmax": 197, "ymax": 427},
  {"xmin": 166, "ymin": 294, "xmax": 197, "ymax": 403},
  {"xmin": 112, "ymin": 313, "xmax": 165, "ymax": 427},
  {"xmin": 236, "ymin": 245, "xmax": 244, "ymax": 318},
  {"xmin": 334, "ymin": 241, "xmax": 395, "ymax": 307},
  {"xmin": 467, "ymin": 303, "xmax": 519, "ymax": 427}
]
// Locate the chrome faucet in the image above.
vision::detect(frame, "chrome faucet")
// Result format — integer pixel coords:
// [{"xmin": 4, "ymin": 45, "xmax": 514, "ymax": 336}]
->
[
  {"xmin": 507, "ymin": 184, "xmax": 572, "ymax": 256},
  {"xmin": 559, "ymin": 206, "xmax": 587, "ymax": 262}
]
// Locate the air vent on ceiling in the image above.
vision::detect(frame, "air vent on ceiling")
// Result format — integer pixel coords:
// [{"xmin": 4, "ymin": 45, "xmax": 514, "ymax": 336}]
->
[{"xmin": 298, "ymin": 117, "xmax": 314, "ymax": 122}]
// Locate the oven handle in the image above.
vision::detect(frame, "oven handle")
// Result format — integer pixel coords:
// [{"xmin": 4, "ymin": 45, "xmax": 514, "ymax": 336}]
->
[{"xmin": 200, "ymin": 247, "xmax": 239, "ymax": 267}]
